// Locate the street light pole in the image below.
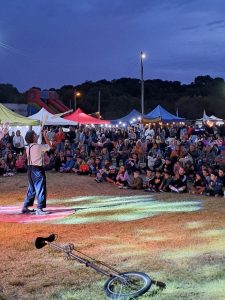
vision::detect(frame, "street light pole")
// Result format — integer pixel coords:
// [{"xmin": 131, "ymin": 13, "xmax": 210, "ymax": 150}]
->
[
  {"xmin": 98, "ymin": 90, "xmax": 101, "ymax": 116},
  {"xmin": 140, "ymin": 51, "xmax": 145, "ymax": 115},
  {"xmin": 74, "ymin": 90, "xmax": 77, "ymax": 111},
  {"xmin": 74, "ymin": 90, "xmax": 81, "ymax": 111}
]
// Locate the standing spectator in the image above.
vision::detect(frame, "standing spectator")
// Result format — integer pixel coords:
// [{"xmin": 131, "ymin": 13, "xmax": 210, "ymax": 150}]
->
[
  {"xmin": 55, "ymin": 127, "xmax": 65, "ymax": 153},
  {"xmin": 13, "ymin": 130, "xmax": 25, "ymax": 154}
]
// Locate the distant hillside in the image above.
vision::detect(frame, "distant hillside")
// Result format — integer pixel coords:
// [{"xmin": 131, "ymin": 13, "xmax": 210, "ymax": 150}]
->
[{"xmin": 1, "ymin": 75, "xmax": 225, "ymax": 119}]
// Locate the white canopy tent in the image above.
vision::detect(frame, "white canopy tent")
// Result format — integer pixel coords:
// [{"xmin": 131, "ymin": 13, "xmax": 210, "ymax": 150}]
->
[
  {"xmin": 9, "ymin": 108, "xmax": 77, "ymax": 138},
  {"xmin": 196, "ymin": 110, "xmax": 224, "ymax": 127},
  {"xmin": 29, "ymin": 108, "xmax": 78, "ymax": 126}
]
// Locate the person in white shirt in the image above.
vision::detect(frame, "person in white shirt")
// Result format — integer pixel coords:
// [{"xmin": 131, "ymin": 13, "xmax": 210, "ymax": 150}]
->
[
  {"xmin": 21, "ymin": 130, "xmax": 51, "ymax": 215},
  {"xmin": 145, "ymin": 125, "xmax": 155, "ymax": 139},
  {"xmin": 13, "ymin": 130, "xmax": 25, "ymax": 154}
]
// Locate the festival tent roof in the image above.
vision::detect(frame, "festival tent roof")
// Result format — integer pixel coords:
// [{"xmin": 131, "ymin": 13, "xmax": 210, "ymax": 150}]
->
[
  {"xmin": 143, "ymin": 105, "xmax": 185, "ymax": 122},
  {"xmin": 110, "ymin": 109, "xmax": 142, "ymax": 125},
  {"xmin": 197, "ymin": 110, "xmax": 210, "ymax": 121},
  {"xmin": 208, "ymin": 115, "xmax": 223, "ymax": 121},
  {"xmin": 197, "ymin": 110, "xmax": 223, "ymax": 122},
  {"xmin": 64, "ymin": 108, "xmax": 110, "ymax": 125},
  {"xmin": 29, "ymin": 108, "xmax": 78, "ymax": 126},
  {"xmin": 0, "ymin": 103, "xmax": 39, "ymax": 126}
]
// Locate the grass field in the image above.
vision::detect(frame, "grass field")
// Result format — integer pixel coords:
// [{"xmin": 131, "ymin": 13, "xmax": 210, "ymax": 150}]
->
[{"xmin": 0, "ymin": 172, "xmax": 225, "ymax": 300}]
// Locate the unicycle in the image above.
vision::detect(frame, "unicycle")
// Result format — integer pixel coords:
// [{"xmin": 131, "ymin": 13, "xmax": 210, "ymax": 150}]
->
[{"xmin": 35, "ymin": 234, "xmax": 165, "ymax": 299}]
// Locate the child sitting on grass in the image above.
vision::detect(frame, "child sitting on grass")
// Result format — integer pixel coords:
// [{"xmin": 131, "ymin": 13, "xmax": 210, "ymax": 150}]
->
[
  {"xmin": 127, "ymin": 170, "xmax": 143, "ymax": 189},
  {"xmin": 159, "ymin": 171, "xmax": 172, "ymax": 192},
  {"xmin": 60, "ymin": 155, "xmax": 75, "ymax": 173},
  {"xmin": 105, "ymin": 165, "xmax": 118, "ymax": 184},
  {"xmin": 116, "ymin": 165, "xmax": 129, "ymax": 189},
  {"xmin": 15, "ymin": 154, "xmax": 27, "ymax": 173},
  {"xmin": 205, "ymin": 171, "xmax": 223, "ymax": 197},
  {"xmin": 190, "ymin": 173, "xmax": 206, "ymax": 195},
  {"xmin": 77, "ymin": 159, "xmax": 90, "ymax": 175}
]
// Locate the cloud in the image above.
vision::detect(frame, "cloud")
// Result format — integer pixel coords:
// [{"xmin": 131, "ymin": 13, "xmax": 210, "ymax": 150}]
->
[
  {"xmin": 181, "ymin": 25, "xmax": 202, "ymax": 31},
  {"xmin": 207, "ymin": 20, "xmax": 225, "ymax": 26}
]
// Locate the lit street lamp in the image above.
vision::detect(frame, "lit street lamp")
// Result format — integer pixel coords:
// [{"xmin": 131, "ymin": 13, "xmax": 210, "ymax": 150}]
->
[
  {"xmin": 74, "ymin": 90, "xmax": 81, "ymax": 111},
  {"xmin": 140, "ymin": 51, "xmax": 146, "ymax": 115}
]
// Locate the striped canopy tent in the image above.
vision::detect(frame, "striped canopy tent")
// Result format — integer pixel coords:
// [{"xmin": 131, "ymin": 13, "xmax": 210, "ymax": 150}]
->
[
  {"xmin": 143, "ymin": 105, "xmax": 185, "ymax": 123},
  {"xmin": 0, "ymin": 103, "xmax": 39, "ymax": 126}
]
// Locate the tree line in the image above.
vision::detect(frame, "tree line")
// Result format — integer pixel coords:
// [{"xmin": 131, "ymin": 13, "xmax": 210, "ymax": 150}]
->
[{"xmin": 0, "ymin": 75, "xmax": 225, "ymax": 119}]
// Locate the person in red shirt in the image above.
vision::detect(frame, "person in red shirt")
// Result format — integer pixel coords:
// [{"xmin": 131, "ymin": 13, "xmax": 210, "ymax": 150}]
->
[{"xmin": 55, "ymin": 127, "xmax": 65, "ymax": 153}]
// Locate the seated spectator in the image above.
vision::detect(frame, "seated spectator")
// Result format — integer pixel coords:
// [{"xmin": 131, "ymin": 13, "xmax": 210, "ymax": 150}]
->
[
  {"xmin": 143, "ymin": 168, "xmax": 155, "ymax": 189},
  {"xmin": 147, "ymin": 152, "xmax": 157, "ymax": 169},
  {"xmin": 6, "ymin": 152, "xmax": 16, "ymax": 173},
  {"xmin": 54, "ymin": 151, "xmax": 66, "ymax": 172},
  {"xmin": 100, "ymin": 147, "xmax": 110, "ymax": 162},
  {"xmin": 0, "ymin": 158, "xmax": 7, "ymax": 176},
  {"xmin": 95, "ymin": 157, "xmax": 103, "ymax": 172},
  {"xmin": 127, "ymin": 170, "xmax": 143, "ymax": 190},
  {"xmin": 215, "ymin": 146, "xmax": 225, "ymax": 167},
  {"xmin": 44, "ymin": 152, "xmax": 53, "ymax": 171},
  {"xmin": 162, "ymin": 157, "xmax": 174, "ymax": 175},
  {"xmin": 77, "ymin": 159, "xmax": 90, "ymax": 175},
  {"xmin": 60, "ymin": 154, "xmax": 75, "ymax": 173},
  {"xmin": 72, "ymin": 156, "xmax": 83, "ymax": 173},
  {"xmin": 159, "ymin": 171, "xmax": 172, "ymax": 192},
  {"xmin": 190, "ymin": 173, "xmax": 206, "ymax": 195},
  {"xmin": 152, "ymin": 154, "xmax": 163, "ymax": 171},
  {"xmin": 169, "ymin": 172, "xmax": 187, "ymax": 193},
  {"xmin": 115, "ymin": 139, "xmax": 131, "ymax": 167},
  {"xmin": 116, "ymin": 165, "xmax": 129, "ymax": 188},
  {"xmin": 87, "ymin": 157, "xmax": 97, "ymax": 176},
  {"xmin": 105, "ymin": 165, "xmax": 118, "ymax": 184},
  {"xmin": 184, "ymin": 162, "xmax": 196, "ymax": 181},
  {"xmin": 95, "ymin": 160, "xmax": 111, "ymax": 182},
  {"xmin": 205, "ymin": 171, "xmax": 223, "ymax": 197},
  {"xmin": 151, "ymin": 169, "xmax": 163, "ymax": 192},
  {"xmin": 178, "ymin": 167, "xmax": 188, "ymax": 192},
  {"xmin": 15, "ymin": 154, "xmax": 27, "ymax": 173},
  {"xmin": 64, "ymin": 139, "xmax": 72, "ymax": 151},
  {"xmin": 132, "ymin": 140, "xmax": 145, "ymax": 161},
  {"xmin": 218, "ymin": 167, "xmax": 225, "ymax": 188}
]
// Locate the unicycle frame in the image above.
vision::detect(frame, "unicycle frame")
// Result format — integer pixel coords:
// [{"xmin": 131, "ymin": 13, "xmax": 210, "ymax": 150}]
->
[
  {"xmin": 35, "ymin": 234, "xmax": 166, "ymax": 299},
  {"xmin": 35, "ymin": 234, "xmax": 131, "ymax": 282}
]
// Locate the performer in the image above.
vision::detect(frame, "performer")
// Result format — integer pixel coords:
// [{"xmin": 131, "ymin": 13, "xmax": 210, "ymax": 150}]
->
[{"xmin": 21, "ymin": 129, "xmax": 51, "ymax": 215}]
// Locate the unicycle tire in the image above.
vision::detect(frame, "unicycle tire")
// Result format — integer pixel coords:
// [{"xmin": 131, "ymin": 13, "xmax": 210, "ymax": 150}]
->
[{"xmin": 104, "ymin": 271, "xmax": 151, "ymax": 299}]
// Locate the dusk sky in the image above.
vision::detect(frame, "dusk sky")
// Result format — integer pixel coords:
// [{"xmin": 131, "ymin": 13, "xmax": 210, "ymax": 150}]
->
[{"xmin": 1, "ymin": 0, "xmax": 225, "ymax": 91}]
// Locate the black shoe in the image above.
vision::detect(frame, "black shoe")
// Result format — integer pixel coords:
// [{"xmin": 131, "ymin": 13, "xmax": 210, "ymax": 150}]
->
[
  {"xmin": 36, "ymin": 209, "xmax": 50, "ymax": 215},
  {"xmin": 20, "ymin": 207, "xmax": 35, "ymax": 214}
]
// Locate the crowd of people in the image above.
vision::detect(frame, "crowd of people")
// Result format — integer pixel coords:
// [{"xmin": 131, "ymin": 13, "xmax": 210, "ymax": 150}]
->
[{"xmin": 1, "ymin": 122, "xmax": 225, "ymax": 197}]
